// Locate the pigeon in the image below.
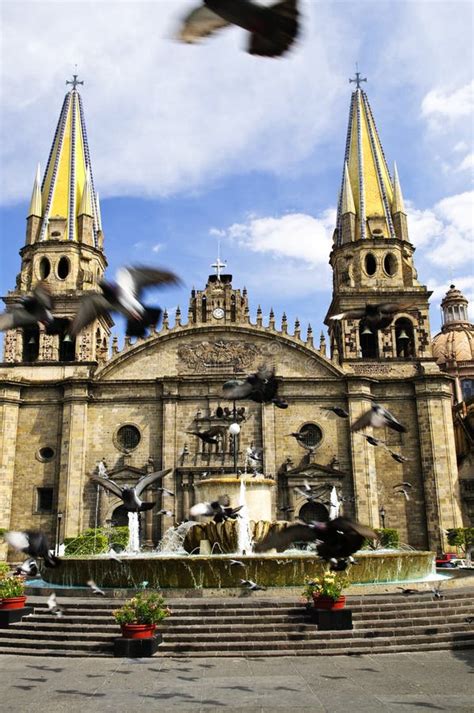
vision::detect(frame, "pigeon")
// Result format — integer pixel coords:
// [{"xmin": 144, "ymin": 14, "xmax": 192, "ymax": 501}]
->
[
  {"xmin": 330, "ymin": 302, "xmax": 416, "ymax": 332},
  {"xmin": 393, "ymin": 482, "xmax": 413, "ymax": 489},
  {"xmin": 254, "ymin": 517, "xmax": 376, "ymax": 569},
  {"xmin": 139, "ymin": 581, "xmax": 149, "ymax": 589},
  {"xmin": 186, "ymin": 426, "xmax": 227, "ymax": 445},
  {"xmin": 5, "ymin": 530, "xmax": 60, "ymax": 568},
  {"xmin": 397, "ymin": 587, "xmax": 419, "ymax": 596},
  {"xmin": 69, "ymin": 265, "xmax": 181, "ymax": 338},
  {"xmin": 90, "ymin": 468, "xmax": 172, "ymax": 513},
  {"xmin": 107, "ymin": 549, "xmax": 122, "ymax": 563},
  {"xmin": 0, "ymin": 282, "xmax": 57, "ymax": 333},
  {"xmin": 15, "ymin": 558, "xmax": 39, "ymax": 578},
  {"xmin": 389, "ymin": 451, "xmax": 411, "ymax": 463},
  {"xmin": 430, "ymin": 583, "xmax": 443, "ymax": 599},
  {"xmin": 278, "ymin": 505, "xmax": 294, "ymax": 516},
  {"xmin": 394, "ymin": 488, "xmax": 410, "ymax": 501},
  {"xmin": 156, "ymin": 509, "xmax": 174, "ymax": 517},
  {"xmin": 240, "ymin": 579, "xmax": 267, "ymax": 591},
  {"xmin": 87, "ymin": 579, "xmax": 105, "ymax": 596},
  {"xmin": 246, "ymin": 446, "xmax": 263, "ymax": 472},
  {"xmin": 190, "ymin": 496, "xmax": 243, "ymax": 523},
  {"xmin": 223, "ymin": 365, "xmax": 288, "ymax": 408},
  {"xmin": 286, "ymin": 432, "xmax": 317, "ymax": 452},
  {"xmin": 351, "ymin": 404, "xmax": 407, "ymax": 434},
  {"xmin": 229, "ymin": 559, "xmax": 245, "ymax": 567},
  {"xmin": 465, "ymin": 616, "xmax": 474, "ymax": 624},
  {"xmin": 320, "ymin": 406, "xmax": 349, "ymax": 419},
  {"xmin": 177, "ymin": 0, "xmax": 300, "ymax": 58},
  {"xmin": 360, "ymin": 434, "xmax": 387, "ymax": 448},
  {"xmin": 293, "ymin": 480, "xmax": 318, "ymax": 502},
  {"xmin": 157, "ymin": 487, "xmax": 175, "ymax": 498},
  {"xmin": 47, "ymin": 593, "xmax": 63, "ymax": 617}
]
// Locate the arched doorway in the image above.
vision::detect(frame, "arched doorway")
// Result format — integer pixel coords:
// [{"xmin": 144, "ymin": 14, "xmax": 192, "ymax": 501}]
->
[
  {"xmin": 111, "ymin": 505, "xmax": 129, "ymax": 527},
  {"xmin": 298, "ymin": 501, "xmax": 330, "ymax": 524}
]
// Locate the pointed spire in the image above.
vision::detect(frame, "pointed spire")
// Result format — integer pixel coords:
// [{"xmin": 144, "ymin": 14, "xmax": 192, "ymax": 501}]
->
[
  {"xmin": 79, "ymin": 166, "xmax": 93, "ymax": 216},
  {"xmin": 306, "ymin": 323, "xmax": 314, "ymax": 347},
  {"xmin": 294, "ymin": 318, "xmax": 301, "ymax": 340},
  {"xmin": 256, "ymin": 305, "xmax": 263, "ymax": 327},
  {"xmin": 392, "ymin": 162, "xmax": 406, "ymax": 214},
  {"xmin": 341, "ymin": 162, "xmax": 355, "ymax": 214},
  {"xmin": 319, "ymin": 331, "xmax": 327, "ymax": 356},
  {"xmin": 28, "ymin": 164, "xmax": 42, "ymax": 218},
  {"xmin": 95, "ymin": 191, "xmax": 103, "ymax": 231},
  {"xmin": 269, "ymin": 308, "xmax": 275, "ymax": 330},
  {"xmin": 175, "ymin": 306, "xmax": 182, "ymax": 326},
  {"xmin": 281, "ymin": 313, "xmax": 288, "ymax": 334}
]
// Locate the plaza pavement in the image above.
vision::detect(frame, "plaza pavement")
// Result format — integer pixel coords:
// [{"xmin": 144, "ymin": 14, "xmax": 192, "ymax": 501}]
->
[{"xmin": 0, "ymin": 649, "xmax": 472, "ymax": 713}]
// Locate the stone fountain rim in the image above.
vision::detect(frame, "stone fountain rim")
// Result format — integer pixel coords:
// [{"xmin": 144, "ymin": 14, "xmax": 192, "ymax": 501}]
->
[{"xmin": 61, "ymin": 550, "xmax": 435, "ymax": 561}]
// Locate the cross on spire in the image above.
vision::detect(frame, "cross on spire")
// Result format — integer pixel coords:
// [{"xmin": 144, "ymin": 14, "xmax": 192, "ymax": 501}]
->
[
  {"xmin": 349, "ymin": 65, "xmax": 367, "ymax": 90},
  {"xmin": 211, "ymin": 239, "xmax": 227, "ymax": 279},
  {"xmin": 66, "ymin": 74, "xmax": 84, "ymax": 91}
]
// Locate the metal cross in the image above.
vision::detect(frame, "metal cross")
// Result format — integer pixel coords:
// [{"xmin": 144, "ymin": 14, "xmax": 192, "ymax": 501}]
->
[
  {"xmin": 211, "ymin": 240, "xmax": 226, "ymax": 279},
  {"xmin": 349, "ymin": 68, "xmax": 367, "ymax": 89},
  {"xmin": 66, "ymin": 74, "xmax": 84, "ymax": 91}
]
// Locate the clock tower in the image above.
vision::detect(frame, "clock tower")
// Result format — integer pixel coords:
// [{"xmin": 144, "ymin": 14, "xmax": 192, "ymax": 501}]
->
[{"xmin": 187, "ymin": 255, "xmax": 250, "ymax": 326}]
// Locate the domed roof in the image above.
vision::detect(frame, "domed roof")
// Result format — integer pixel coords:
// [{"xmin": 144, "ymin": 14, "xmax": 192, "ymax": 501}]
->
[{"xmin": 432, "ymin": 327, "xmax": 474, "ymax": 365}]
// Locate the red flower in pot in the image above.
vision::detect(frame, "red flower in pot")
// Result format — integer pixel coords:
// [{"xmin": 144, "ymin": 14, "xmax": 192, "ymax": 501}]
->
[{"xmin": 113, "ymin": 592, "xmax": 171, "ymax": 639}]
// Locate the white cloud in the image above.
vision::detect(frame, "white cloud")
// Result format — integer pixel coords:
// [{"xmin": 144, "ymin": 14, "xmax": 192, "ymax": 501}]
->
[
  {"xmin": 421, "ymin": 81, "xmax": 474, "ymax": 122},
  {"xmin": 151, "ymin": 243, "xmax": 164, "ymax": 253},
  {"xmin": 209, "ymin": 228, "xmax": 226, "ymax": 238},
  {"xmin": 456, "ymin": 152, "xmax": 474, "ymax": 173}
]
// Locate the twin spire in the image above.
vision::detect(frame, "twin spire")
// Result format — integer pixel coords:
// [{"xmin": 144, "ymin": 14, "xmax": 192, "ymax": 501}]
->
[{"xmin": 27, "ymin": 77, "xmax": 102, "ymax": 247}]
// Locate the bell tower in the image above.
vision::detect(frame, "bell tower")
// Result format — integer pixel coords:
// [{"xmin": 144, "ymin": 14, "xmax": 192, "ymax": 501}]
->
[
  {"xmin": 2, "ymin": 76, "xmax": 112, "ymax": 365},
  {"xmin": 324, "ymin": 73, "xmax": 432, "ymax": 364},
  {"xmin": 187, "ymin": 251, "xmax": 249, "ymax": 326}
]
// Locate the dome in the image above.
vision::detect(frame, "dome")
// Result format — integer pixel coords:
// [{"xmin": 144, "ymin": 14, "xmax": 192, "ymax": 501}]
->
[{"xmin": 432, "ymin": 327, "xmax": 474, "ymax": 365}]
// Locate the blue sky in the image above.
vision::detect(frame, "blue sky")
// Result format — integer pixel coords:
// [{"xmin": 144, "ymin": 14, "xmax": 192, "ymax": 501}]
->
[{"xmin": 1, "ymin": 0, "xmax": 473, "ymax": 348}]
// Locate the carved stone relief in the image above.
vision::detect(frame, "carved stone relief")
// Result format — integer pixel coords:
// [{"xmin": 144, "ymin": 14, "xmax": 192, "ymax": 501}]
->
[{"xmin": 178, "ymin": 340, "xmax": 261, "ymax": 372}]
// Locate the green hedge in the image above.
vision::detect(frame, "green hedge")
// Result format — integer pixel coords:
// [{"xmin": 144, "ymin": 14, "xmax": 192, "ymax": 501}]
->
[
  {"xmin": 446, "ymin": 528, "xmax": 474, "ymax": 555},
  {"xmin": 64, "ymin": 526, "xmax": 129, "ymax": 556},
  {"xmin": 362, "ymin": 528, "xmax": 400, "ymax": 550}
]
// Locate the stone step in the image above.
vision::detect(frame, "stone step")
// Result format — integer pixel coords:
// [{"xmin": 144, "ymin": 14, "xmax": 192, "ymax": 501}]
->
[
  {"xmin": 8, "ymin": 621, "xmax": 118, "ymax": 632},
  {"xmin": 0, "ymin": 629, "xmax": 117, "ymax": 642},
  {"xmin": 0, "ymin": 647, "xmax": 111, "ymax": 657},
  {"xmin": 0, "ymin": 637, "xmax": 113, "ymax": 652}
]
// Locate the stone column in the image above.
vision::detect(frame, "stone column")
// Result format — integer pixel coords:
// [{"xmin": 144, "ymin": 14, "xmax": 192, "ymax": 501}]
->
[
  {"xmin": 0, "ymin": 382, "xmax": 21, "ymax": 558},
  {"xmin": 159, "ymin": 380, "xmax": 178, "ymax": 538},
  {"xmin": 347, "ymin": 379, "xmax": 380, "ymax": 528},
  {"xmin": 415, "ymin": 373, "xmax": 463, "ymax": 552},
  {"xmin": 57, "ymin": 382, "xmax": 89, "ymax": 538}
]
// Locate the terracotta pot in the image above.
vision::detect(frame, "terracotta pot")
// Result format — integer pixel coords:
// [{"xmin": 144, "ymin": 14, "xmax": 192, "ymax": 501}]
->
[
  {"xmin": 121, "ymin": 623, "xmax": 156, "ymax": 639},
  {"xmin": 312, "ymin": 594, "xmax": 346, "ymax": 611},
  {"xmin": 0, "ymin": 595, "xmax": 27, "ymax": 610}
]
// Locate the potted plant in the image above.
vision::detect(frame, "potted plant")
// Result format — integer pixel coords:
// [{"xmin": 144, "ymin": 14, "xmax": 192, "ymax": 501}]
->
[
  {"xmin": 113, "ymin": 592, "xmax": 171, "ymax": 639},
  {"xmin": 302, "ymin": 570, "xmax": 348, "ymax": 611},
  {"xmin": 0, "ymin": 573, "xmax": 27, "ymax": 610}
]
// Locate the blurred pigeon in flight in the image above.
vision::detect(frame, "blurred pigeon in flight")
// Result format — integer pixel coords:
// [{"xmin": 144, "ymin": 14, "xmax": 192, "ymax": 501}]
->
[
  {"xmin": 293, "ymin": 480, "xmax": 318, "ymax": 502},
  {"xmin": 351, "ymin": 404, "xmax": 407, "ymax": 434},
  {"xmin": 389, "ymin": 451, "xmax": 411, "ymax": 463},
  {"xmin": 178, "ymin": 0, "xmax": 299, "ymax": 58},
  {"xmin": 87, "ymin": 579, "xmax": 105, "ymax": 596},
  {"xmin": 15, "ymin": 558, "xmax": 39, "ymax": 578},
  {"xmin": 0, "ymin": 282, "xmax": 59, "ymax": 333},
  {"xmin": 223, "ymin": 364, "xmax": 288, "ymax": 408},
  {"xmin": 240, "ymin": 579, "xmax": 267, "ymax": 591},
  {"xmin": 229, "ymin": 559, "xmax": 245, "ymax": 567},
  {"xmin": 5, "ymin": 530, "xmax": 60, "ymax": 568},
  {"xmin": 186, "ymin": 425, "xmax": 227, "ymax": 445},
  {"xmin": 69, "ymin": 265, "xmax": 181, "ymax": 338},
  {"xmin": 394, "ymin": 487, "xmax": 410, "ymax": 501},
  {"xmin": 360, "ymin": 434, "xmax": 387, "ymax": 448},
  {"xmin": 91, "ymin": 468, "xmax": 172, "ymax": 512},
  {"xmin": 393, "ymin": 482, "xmax": 412, "ymax": 489},
  {"xmin": 47, "ymin": 593, "xmax": 63, "ymax": 618},
  {"xmin": 330, "ymin": 302, "xmax": 416, "ymax": 332},
  {"xmin": 397, "ymin": 587, "xmax": 419, "ymax": 596},
  {"xmin": 286, "ymin": 432, "xmax": 317, "ymax": 453},
  {"xmin": 190, "ymin": 495, "xmax": 243, "ymax": 523},
  {"xmin": 156, "ymin": 509, "xmax": 174, "ymax": 517},
  {"xmin": 320, "ymin": 406, "xmax": 349, "ymax": 419}
]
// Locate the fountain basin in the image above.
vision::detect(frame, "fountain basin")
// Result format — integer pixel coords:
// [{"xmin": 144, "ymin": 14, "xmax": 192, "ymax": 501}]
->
[
  {"xmin": 44, "ymin": 551, "xmax": 435, "ymax": 589},
  {"xmin": 193, "ymin": 477, "xmax": 275, "ymax": 522}
]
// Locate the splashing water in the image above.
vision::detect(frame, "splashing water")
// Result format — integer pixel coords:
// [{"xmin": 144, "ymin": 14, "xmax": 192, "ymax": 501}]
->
[
  {"xmin": 156, "ymin": 521, "xmax": 196, "ymax": 554},
  {"xmin": 237, "ymin": 479, "xmax": 253, "ymax": 554},
  {"xmin": 126, "ymin": 512, "xmax": 140, "ymax": 553}
]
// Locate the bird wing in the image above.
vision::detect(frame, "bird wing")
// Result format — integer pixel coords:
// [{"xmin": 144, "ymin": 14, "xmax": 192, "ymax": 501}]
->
[
  {"xmin": 5, "ymin": 531, "xmax": 30, "ymax": 552},
  {"xmin": 135, "ymin": 468, "xmax": 172, "ymax": 496},
  {"xmin": 222, "ymin": 379, "xmax": 254, "ymax": 399},
  {"xmin": 177, "ymin": 4, "xmax": 231, "ymax": 43},
  {"xmin": 330, "ymin": 308, "xmax": 366, "ymax": 320},
  {"xmin": 90, "ymin": 475, "xmax": 123, "ymax": 498},
  {"xmin": 33, "ymin": 282, "xmax": 52, "ymax": 310},
  {"xmin": 378, "ymin": 406, "xmax": 407, "ymax": 433},
  {"xmin": 379, "ymin": 302, "xmax": 416, "ymax": 314},
  {"xmin": 0, "ymin": 308, "xmax": 38, "ymax": 331},
  {"xmin": 121, "ymin": 266, "xmax": 182, "ymax": 299},
  {"xmin": 254, "ymin": 524, "xmax": 318, "ymax": 552},
  {"xmin": 247, "ymin": 0, "xmax": 299, "ymax": 58},
  {"xmin": 350, "ymin": 409, "xmax": 374, "ymax": 432},
  {"xmin": 189, "ymin": 502, "xmax": 213, "ymax": 517},
  {"xmin": 257, "ymin": 364, "xmax": 275, "ymax": 381},
  {"xmin": 205, "ymin": 426, "xmax": 227, "ymax": 438},
  {"xmin": 328, "ymin": 517, "xmax": 377, "ymax": 541},
  {"xmin": 69, "ymin": 293, "xmax": 111, "ymax": 337}
]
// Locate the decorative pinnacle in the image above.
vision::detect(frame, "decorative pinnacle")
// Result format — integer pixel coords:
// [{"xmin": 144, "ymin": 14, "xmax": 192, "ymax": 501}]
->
[
  {"xmin": 349, "ymin": 65, "xmax": 367, "ymax": 90},
  {"xmin": 66, "ymin": 74, "xmax": 84, "ymax": 91}
]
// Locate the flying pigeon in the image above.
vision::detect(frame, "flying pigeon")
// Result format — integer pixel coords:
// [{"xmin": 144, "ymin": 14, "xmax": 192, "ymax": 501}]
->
[
  {"xmin": 320, "ymin": 406, "xmax": 349, "ymax": 419},
  {"xmin": 246, "ymin": 445, "xmax": 263, "ymax": 472},
  {"xmin": 157, "ymin": 486, "xmax": 175, "ymax": 498},
  {"xmin": 360, "ymin": 434, "xmax": 387, "ymax": 448},
  {"xmin": 229, "ymin": 559, "xmax": 246, "ymax": 567},
  {"xmin": 107, "ymin": 549, "xmax": 122, "ymax": 563},
  {"xmin": 186, "ymin": 425, "xmax": 227, "ymax": 445},
  {"xmin": 223, "ymin": 364, "xmax": 288, "ymax": 408},
  {"xmin": 156, "ymin": 509, "xmax": 174, "ymax": 517},
  {"xmin": 190, "ymin": 495, "xmax": 243, "ymax": 523},
  {"xmin": 87, "ymin": 579, "xmax": 105, "ymax": 596},
  {"xmin": 5, "ymin": 530, "xmax": 60, "ymax": 568},
  {"xmin": 0, "ymin": 282, "xmax": 60, "ymax": 333},
  {"xmin": 177, "ymin": 0, "xmax": 300, "ymax": 58},
  {"xmin": 351, "ymin": 404, "xmax": 407, "ymax": 434},
  {"xmin": 240, "ymin": 578, "xmax": 267, "ymax": 591},
  {"xmin": 286, "ymin": 432, "xmax": 317, "ymax": 452},
  {"xmin": 254, "ymin": 517, "xmax": 376, "ymax": 570},
  {"xmin": 330, "ymin": 302, "xmax": 416, "ymax": 331},
  {"xmin": 293, "ymin": 480, "xmax": 318, "ymax": 502},
  {"xmin": 397, "ymin": 587, "xmax": 419, "ymax": 596},
  {"xmin": 394, "ymin": 488, "xmax": 410, "ymax": 501},
  {"xmin": 69, "ymin": 265, "xmax": 181, "ymax": 338},
  {"xmin": 47, "ymin": 593, "xmax": 63, "ymax": 618},
  {"xmin": 393, "ymin": 482, "xmax": 413, "ymax": 489},
  {"xmin": 389, "ymin": 451, "xmax": 411, "ymax": 463},
  {"xmin": 15, "ymin": 558, "xmax": 39, "ymax": 578},
  {"xmin": 278, "ymin": 505, "xmax": 294, "ymax": 516},
  {"xmin": 90, "ymin": 468, "xmax": 172, "ymax": 512}
]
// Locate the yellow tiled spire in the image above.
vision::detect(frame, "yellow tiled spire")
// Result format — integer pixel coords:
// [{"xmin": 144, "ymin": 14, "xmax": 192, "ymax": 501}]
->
[
  {"xmin": 336, "ymin": 80, "xmax": 396, "ymax": 244},
  {"xmin": 28, "ymin": 164, "xmax": 42, "ymax": 218},
  {"xmin": 37, "ymin": 77, "xmax": 101, "ymax": 246},
  {"xmin": 392, "ymin": 162, "xmax": 406, "ymax": 214},
  {"xmin": 341, "ymin": 161, "xmax": 355, "ymax": 214}
]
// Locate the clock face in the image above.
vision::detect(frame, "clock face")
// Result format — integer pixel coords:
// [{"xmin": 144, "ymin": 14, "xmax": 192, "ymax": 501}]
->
[{"xmin": 213, "ymin": 307, "xmax": 225, "ymax": 319}]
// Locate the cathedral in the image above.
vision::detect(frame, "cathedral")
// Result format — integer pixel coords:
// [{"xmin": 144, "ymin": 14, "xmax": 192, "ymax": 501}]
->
[{"xmin": 0, "ymin": 76, "xmax": 471, "ymax": 559}]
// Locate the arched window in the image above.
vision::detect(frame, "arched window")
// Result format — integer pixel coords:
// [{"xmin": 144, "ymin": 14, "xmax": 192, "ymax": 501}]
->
[
  {"xmin": 201, "ymin": 296, "xmax": 207, "ymax": 322},
  {"xmin": 395, "ymin": 318, "xmax": 415, "ymax": 358},
  {"xmin": 22, "ymin": 325, "xmax": 39, "ymax": 362},
  {"xmin": 59, "ymin": 335, "xmax": 76, "ymax": 362},
  {"xmin": 298, "ymin": 501, "xmax": 329, "ymax": 525},
  {"xmin": 359, "ymin": 323, "xmax": 378, "ymax": 358},
  {"xmin": 230, "ymin": 294, "xmax": 236, "ymax": 322}
]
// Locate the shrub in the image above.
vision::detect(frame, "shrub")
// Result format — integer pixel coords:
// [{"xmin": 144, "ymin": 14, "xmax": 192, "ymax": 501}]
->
[
  {"xmin": 64, "ymin": 526, "xmax": 130, "ymax": 555},
  {"xmin": 363, "ymin": 528, "xmax": 400, "ymax": 550},
  {"xmin": 0, "ymin": 575, "xmax": 25, "ymax": 598},
  {"xmin": 302, "ymin": 570, "xmax": 348, "ymax": 602},
  {"xmin": 113, "ymin": 592, "xmax": 171, "ymax": 626},
  {"xmin": 446, "ymin": 528, "xmax": 474, "ymax": 556},
  {"xmin": 0, "ymin": 562, "xmax": 10, "ymax": 580}
]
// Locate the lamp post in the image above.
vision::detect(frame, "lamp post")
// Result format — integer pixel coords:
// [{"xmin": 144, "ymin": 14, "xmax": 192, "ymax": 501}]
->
[
  {"xmin": 379, "ymin": 505, "xmax": 386, "ymax": 529},
  {"xmin": 228, "ymin": 400, "xmax": 241, "ymax": 474},
  {"xmin": 55, "ymin": 512, "xmax": 63, "ymax": 556}
]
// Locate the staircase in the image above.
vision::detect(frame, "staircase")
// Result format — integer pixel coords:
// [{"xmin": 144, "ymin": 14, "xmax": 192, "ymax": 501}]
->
[{"xmin": 0, "ymin": 590, "xmax": 472, "ymax": 657}]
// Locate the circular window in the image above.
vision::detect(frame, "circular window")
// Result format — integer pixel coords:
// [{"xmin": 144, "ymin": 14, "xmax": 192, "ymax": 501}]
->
[
  {"xmin": 364, "ymin": 253, "xmax": 377, "ymax": 276},
  {"xmin": 37, "ymin": 446, "xmax": 55, "ymax": 462},
  {"xmin": 57, "ymin": 256, "xmax": 70, "ymax": 279},
  {"xmin": 383, "ymin": 252, "xmax": 397, "ymax": 276},
  {"xmin": 298, "ymin": 423, "xmax": 323, "ymax": 449},
  {"xmin": 115, "ymin": 425, "xmax": 141, "ymax": 452},
  {"xmin": 39, "ymin": 257, "xmax": 51, "ymax": 279}
]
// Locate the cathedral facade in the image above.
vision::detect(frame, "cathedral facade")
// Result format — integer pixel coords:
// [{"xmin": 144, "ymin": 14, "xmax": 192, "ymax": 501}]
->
[{"xmin": 0, "ymin": 80, "xmax": 467, "ymax": 558}]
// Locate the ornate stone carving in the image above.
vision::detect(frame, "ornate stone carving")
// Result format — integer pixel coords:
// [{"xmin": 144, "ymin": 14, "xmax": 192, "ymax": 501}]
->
[
  {"xmin": 3, "ymin": 330, "xmax": 17, "ymax": 363},
  {"xmin": 78, "ymin": 333, "xmax": 92, "ymax": 361},
  {"xmin": 352, "ymin": 363, "xmax": 393, "ymax": 375},
  {"xmin": 39, "ymin": 332, "xmax": 56, "ymax": 361},
  {"xmin": 178, "ymin": 340, "xmax": 261, "ymax": 371}
]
